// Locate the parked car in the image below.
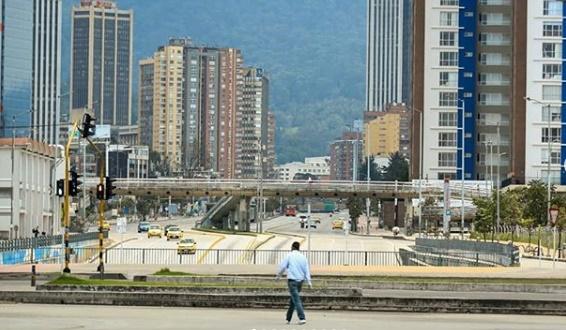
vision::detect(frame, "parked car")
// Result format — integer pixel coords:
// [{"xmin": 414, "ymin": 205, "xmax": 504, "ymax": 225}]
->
[
  {"xmin": 137, "ymin": 221, "xmax": 150, "ymax": 233},
  {"xmin": 177, "ymin": 238, "xmax": 197, "ymax": 254},
  {"xmin": 147, "ymin": 224, "xmax": 162, "ymax": 238},
  {"xmin": 167, "ymin": 226, "xmax": 183, "ymax": 240}
]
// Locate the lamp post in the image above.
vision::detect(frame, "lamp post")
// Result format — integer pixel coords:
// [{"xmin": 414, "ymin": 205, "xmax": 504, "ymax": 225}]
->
[
  {"xmin": 459, "ymin": 99, "xmax": 466, "ymax": 240},
  {"xmin": 525, "ymin": 97, "xmax": 553, "ymax": 245},
  {"xmin": 365, "ymin": 123, "xmax": 371, "ymax": 235},
  {"xmin": 550, "ymin": 207, "xmax": 559, "ymax": 270}
]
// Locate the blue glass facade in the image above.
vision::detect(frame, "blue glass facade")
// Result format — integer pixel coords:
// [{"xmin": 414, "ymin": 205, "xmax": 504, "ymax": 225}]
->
[
  {"xmin": 561, "ymin": 4, "xmax": 566, "ymax": 184},
  {"xmin": 457, "ymin": 0, "xmax": 477, "ymax": 180},
  {"xmin": 0, "ymin": 0, "xmax": 33, "ymax": 138}
]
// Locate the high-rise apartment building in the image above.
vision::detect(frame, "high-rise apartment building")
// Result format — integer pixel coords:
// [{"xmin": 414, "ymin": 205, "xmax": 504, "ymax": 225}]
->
[
  {"xmin": 143, "ymin": 38, "xmax": 247, "ymax": 178},
  {"xmin": 525, "ymin": 0, "xmax": 565, "ymax": 184},
  {"xmin": 138, "ymin": 58, "xmax": 154, "ymax": 149},
  {"xmin": 364, "ymin": 104, "xmax": 410, "ymax": 159},
  {"xmin": 70, "ymin": 0, "xmax": 133, "ymax": 126},
  {"xmin": 366, "ymin": 0, "xmax": 413, "ymax": 112},
  {"xmin": 330, "ymin": 132, "xmax": 363, "ymax": 181},
  {"xmin": 235, "ymin": 67, "xmax": 269, "ymax": 179},
  {"xmin": 0, "ymin": 0, "xmax": 62, "ymax": 145},
  {"xmin": 150, "ymin": 41, "xmax": 185, "ymax": 173},
  {"xmin": 411, "ymin": 0, "xmax": 527, "ymax": 183}
]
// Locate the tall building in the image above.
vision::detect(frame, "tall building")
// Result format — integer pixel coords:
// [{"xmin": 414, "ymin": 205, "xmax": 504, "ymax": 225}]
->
[
  {"xmin": 143, "ymin": 38, "xmax": 246, "ymax": 178},
  {"xmin": 70, "ymin": 0, "xmax": 133, "ymax": 126},
  {"xmin": 150, "ymin": 41, "xmax": 185, "ymax": 173},
  {"xmin": 138, "ymin": 58, "xmax": 154, "ymax": 149},
  {"xmin": 525, "ymin": 0, "xmax": 564, "ymax": 184},
  {"xmin": 0, "ymin": 0, "xmax": 62, "ymax": 145},
  {"xmin": 366, "ymin": 0, "xmax": 413, "ymax": 112},
  {"xmin": 330, "ymin": 132, "xmax": 363, "ymax": 181},
  {"xmin": 411, "ymin": 0, "xmax": 527, "ymax": 183},
  {"xmin": 276, "ymin": 157, "xmax": 330, "ymax": 182},
  {"xmin": 364, "ymin": 104, "xmax": 410, "ymax": 159},
  {"xmin": 235, "ymin": 67, "xmax": 269, "ymax": 179},
  {"xmin": 266, "ymin": 111, "xmax": 276, "ymax": 178},
  {"xmin": 32, "ymin": 0, "xmax": 62, "ymax": 145}
]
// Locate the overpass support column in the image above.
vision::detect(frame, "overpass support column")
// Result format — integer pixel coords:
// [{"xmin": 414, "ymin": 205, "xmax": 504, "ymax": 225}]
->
[
  {"xmin": 404, "ymin": 199, "xmax": 413, "ymax": 236},
  {"xmin": 239, "ymin": 198, "xmax": 250, "ymax": 232}
]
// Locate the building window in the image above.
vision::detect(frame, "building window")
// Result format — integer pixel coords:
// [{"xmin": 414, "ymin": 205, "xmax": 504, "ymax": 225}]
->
[
  {"xmin": 439, "ymin": 72, "xmax": 458, "ymax": 86},
  {"xmin": 478, "ymin": 33, "xmax": 510, "ymax": 46},
  {"xmin": 439, "ymin": 112, "xmax": 458, "ymax": 127},
  {"xmin": 439, "ymin": 51, "xmax": 458, "ymax": 66},
  {"xmin": 478, "ymin": 93, "xmax": 508, "ymax": 106},
  {"xmin": 543, "ymin": 64, "xmax": 562, "ymax": 80},
  {"xmin": 439, "ymin": 92, "xmax": 458, "ymax": 107},
  {"xmin": 438, "ymin": 132, "xmax": 457, "ymax": 147},
  {"xmin": 478, "ymin": 72, "xmax": 509, "ymax": 86},
  {"xmin": 542, "ymin": 106, "xmax": 562, "ymax": 122},
  {"xmin": 544, "ymin": 0, "xmax": 563, "ymax": 16},
  {"xmin": 542, "ymin": 85, "xmax": 562, "ymax": 101},
  {"xmin": 440, "ymin": 0, "xmax": 459, "ymax": 5},
  {"xmin": 479, "ymin": 13, "xmax": 510, "ymax": 26},
  {"xmin": 439, "ymin": 31, "xmax": 457, "ymax": 46},
  {"xmin": 542, "ymin": 127, "xmax": 561, "ymax": 143},
  {"xmin": 440, "ymin": 12, "xmax": 458, "ymax": 26},
  {"xmin": 543, "ymin": 43, "xmax": 561, "ymax": 58},
  {"xmin": 543, "ymin": 22, "xmax": 563, "ymax": 36},
  {"xmin": 541, "ymin": 149, "xmax": 561, "ymax": 165},
  {"xmin": 437, "ymin": 172, "xmax": 456, "ymax": 180},
  {"xmin": 438, "ymin": 152, "xmax": 457, "ymax": 167},
  {"xmin": 479, "ymin": 53, "xmax": 510, "ymax": 65}
]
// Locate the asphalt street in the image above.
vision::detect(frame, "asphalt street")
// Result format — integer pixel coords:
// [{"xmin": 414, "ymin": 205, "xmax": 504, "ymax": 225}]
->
[{"xmin": 1, "ymin": 304, "xmax": 564, "ymax": 330}]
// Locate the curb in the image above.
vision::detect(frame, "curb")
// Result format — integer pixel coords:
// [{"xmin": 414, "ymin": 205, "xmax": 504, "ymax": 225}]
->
[{"xmin": 1, "ymin": 291, "xmax": 565, "ymax": 315}]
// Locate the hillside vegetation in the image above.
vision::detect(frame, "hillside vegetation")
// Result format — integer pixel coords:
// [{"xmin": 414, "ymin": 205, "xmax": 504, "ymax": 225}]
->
[{"xmin": 62, "ymin": 0, "xmax": 365, "ymax": 163}]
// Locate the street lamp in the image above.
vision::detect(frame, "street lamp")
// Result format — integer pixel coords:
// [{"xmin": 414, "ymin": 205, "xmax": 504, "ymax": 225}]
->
[
  {"xmin": 458, "ymin": 99, "xmax": 466, "ymax": 240},
  {"xmin": 525, "ymin": 97, "xmax": 553, "ymax": 243},
  {"xmin": 550, "ymin": 206, "xmax": 559, "ymax": 270}
]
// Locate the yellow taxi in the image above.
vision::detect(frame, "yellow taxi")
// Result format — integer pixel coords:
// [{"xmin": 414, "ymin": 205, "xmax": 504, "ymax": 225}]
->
[
  {"xmin": 102, "ymin": 221, "xmax": 110, "ymax": 231},
  {"xmin": 147, "ymin": 224, "xmax": 162, "ymax": 238},
  {"xmin": 166, "ymin": 226, "xmax": 183, "ymax": 240},
  {"xmin": 332, "ymin": 219, "xmax": 344, "ymax": 230},
  {"xmin": 177, "ymin": 238, "xmax": 197, "ymax": 255}
]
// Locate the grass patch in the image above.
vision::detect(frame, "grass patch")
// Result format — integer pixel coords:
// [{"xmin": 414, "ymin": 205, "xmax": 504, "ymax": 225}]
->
[
  {"xmin": 47, "ymin": 275, "xmax": 287, "ymax": 289},
  {"xmin": 153, "ymin": 268, "xmax": 197, "ymax": 276}
]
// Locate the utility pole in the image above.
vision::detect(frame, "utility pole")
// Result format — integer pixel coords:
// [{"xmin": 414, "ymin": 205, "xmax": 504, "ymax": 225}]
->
[{"xmin": 366, "ymin": 123, "xmax": 371, "ymax": 235}]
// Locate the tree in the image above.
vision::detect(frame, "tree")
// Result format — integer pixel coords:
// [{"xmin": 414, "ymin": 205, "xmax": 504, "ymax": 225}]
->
[
  {"xmin": 136, "ymin": 197, "xmax": 159, "ymax": 219},
  {"xmin": 472, "ymin": 196, "xmax": 494, "ymax": 241},
  {"xmin": 357, "ymin": 156, "xmax": 383, "ymax": 181},
  {"xmin": 383, "ymin": 152, "xmax": 409, "ymax": 181},
  {"xmin": 346, "ymin": 197, "xmax": 364, "ymax": 232},
  {"xmin": 149, "ymin": 151, "xmax": 171, "ymax": 178},
  {"xmin": 521, "ymin": 180, "xmax": 551, "ymax": 228},
  {"xmin": 498, "ymin": 190, "xmax": 523, "ymax": 242}
]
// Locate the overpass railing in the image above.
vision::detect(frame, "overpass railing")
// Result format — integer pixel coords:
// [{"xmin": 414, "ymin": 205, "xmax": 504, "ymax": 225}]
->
[
  {"xmin": 10, "ymin": 247, "xmax": 501, "ymax": 267},
  {"xmin": 84, "ymin": 178, "xmax": 490, "ymax": 198}
]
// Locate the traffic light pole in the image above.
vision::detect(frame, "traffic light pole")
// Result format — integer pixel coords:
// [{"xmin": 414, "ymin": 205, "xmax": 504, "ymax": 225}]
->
[
  {"xmin": 63, "ymin": 122, "xmax": 79, "ymax": 273},
  {"xmin": 85, "ymin": 137, "xmax": 105, "ymax": 278}
]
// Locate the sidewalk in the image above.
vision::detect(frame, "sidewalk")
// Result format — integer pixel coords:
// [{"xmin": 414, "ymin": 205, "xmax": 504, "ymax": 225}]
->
[{"xmin": 2, "ymin": 262, "xmax": 566, "ymax": 279}]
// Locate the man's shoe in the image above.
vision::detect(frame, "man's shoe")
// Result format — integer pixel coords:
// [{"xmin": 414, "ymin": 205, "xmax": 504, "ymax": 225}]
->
[
  {"xmin": 298, "ymin": 319, "xmax": 306, "ymax": 325},
  {"xmin": 286, "ymin": 321, "xmax": 290, "ymax": 325}
]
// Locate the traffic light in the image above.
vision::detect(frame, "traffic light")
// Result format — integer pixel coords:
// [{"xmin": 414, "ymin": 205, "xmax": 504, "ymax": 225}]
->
[
  {"xmin": 105, "ymin": 176, "xmax": 116, "ymax": 200},
  {"xmin": 96, "ymin": 183, "xmax": 105, "ymax": 200},
  {"xmin": 81, "ymin": 113, "xmax": 96, "ymax": 138},
  {"xmin": 56, "ymin": 179, "xmax": 65, "ymax": 197},
  {"xmin": 69, "ymin": 170, "xmax": 82, "ymax": 196}
]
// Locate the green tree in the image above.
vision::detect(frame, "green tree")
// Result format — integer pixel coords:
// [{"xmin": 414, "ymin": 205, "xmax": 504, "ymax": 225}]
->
[
  {"xmin": 346, "ymin": 197, "xmax": 364, "ymax": 232},
  {"xmin": 472, "ymin": 196, "xmax": 494, "ymax": 241},
  {"xmin": 357, "ymin": 156, "xmax": 383, "ymax": 181},
  {"xmin": 383, "ymin": 152, "xmax": 409, "ymax": 181},
  {"xmin": 498, "ymin": 190, "xmax": 524, "ymax": 242},
  {"xmin": 521, "ymin": 180, "xmax": 551, "ymax": 228},
  {"xmin": 136, "ymin": 197, "xmax": 159, "ymax": 219},
  {"xmin": 149, "ymin": 151, "xmax": 171, "ymax": 178}
]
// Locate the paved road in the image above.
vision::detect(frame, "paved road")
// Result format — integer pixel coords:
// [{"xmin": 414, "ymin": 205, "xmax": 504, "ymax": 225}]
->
[{"xmin": 1, "ymin": 304, "xmax": 564, "ymax": 330}]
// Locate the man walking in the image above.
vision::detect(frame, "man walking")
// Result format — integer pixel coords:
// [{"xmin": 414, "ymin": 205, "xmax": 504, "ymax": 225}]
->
[{"xmin": 276, "ymin": 241, "xmax": 312, "ymax": 325}]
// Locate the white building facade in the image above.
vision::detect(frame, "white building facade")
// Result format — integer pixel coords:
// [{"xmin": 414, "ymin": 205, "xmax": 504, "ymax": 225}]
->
[
  {"xmin": 525, "ymin": 0, "xmax": 564, "ymax": 184},
  {"xmin": 0, "ymin": 139, "xmax": 62, "ymax": 240},
  {"xmin": 276, "ymin": 157, "xmax": 330, "ymax": 182},
  {"xmin": 366, "ymin": 0, "xmax": 413, "ymax": 112}
]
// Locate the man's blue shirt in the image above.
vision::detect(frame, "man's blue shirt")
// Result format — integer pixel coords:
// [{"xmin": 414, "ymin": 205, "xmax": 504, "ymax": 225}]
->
[{"xmin": 277, "ymin": 250, "xmax": 312, "ymax": 285}]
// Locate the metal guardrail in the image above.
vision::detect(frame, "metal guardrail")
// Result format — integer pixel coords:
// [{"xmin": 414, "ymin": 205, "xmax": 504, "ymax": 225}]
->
[
  {"xmin": 4, "ymin": 247, "xmax": 501, "ymax": 267},
  {"xmin": 414, "ymin": 238, "xmax": 519, "ymax": 266},
  {"xmin": 0, "ymin": 232, "xmax": 108, "ymax": 252}
]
